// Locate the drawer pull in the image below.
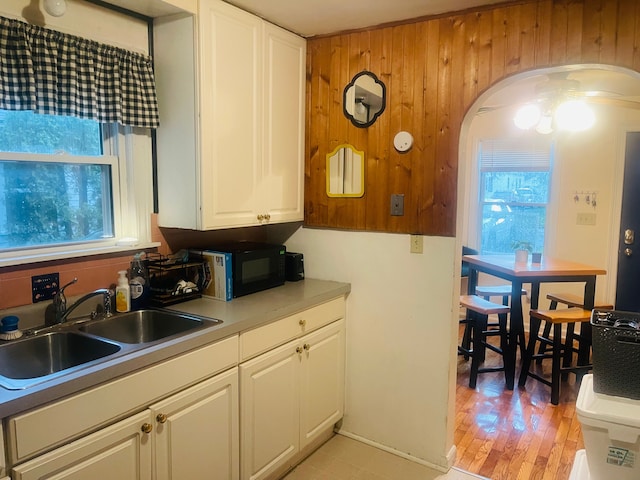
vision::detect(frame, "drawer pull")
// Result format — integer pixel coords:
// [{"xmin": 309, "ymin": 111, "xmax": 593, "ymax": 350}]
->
[
  {"xmin": 295, "ymin": 346, "xmax": 303, "ymax": 354},
  {"xmin": 303, "ymin": 343, "xmax": 310, "ymax": 351},
  {"xmin": 156, "ymin": 413, "xmax": 168, "ymax": 424},
  {"xmin": 299, "ymin": 319, "xmax": 306, "ymax": 327},
  {"xmin": 141, "ymin": 423, "xmax": 153, "ymax": 434}
]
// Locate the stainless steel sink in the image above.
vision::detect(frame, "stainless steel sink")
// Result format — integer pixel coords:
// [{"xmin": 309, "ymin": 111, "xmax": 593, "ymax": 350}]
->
[
  {"xmin": 79, "ymin": 309, "xmax": 218, "ymax": 344},
  {"xmin": 0, "ymin": 332, "xmax": 121, "ymax": 380}
]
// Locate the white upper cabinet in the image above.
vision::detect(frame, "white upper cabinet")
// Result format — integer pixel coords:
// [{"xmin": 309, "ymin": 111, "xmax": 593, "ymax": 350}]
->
[{"xmin": 154, "ymin": 0, "xmax": 306, "ymax": 230}]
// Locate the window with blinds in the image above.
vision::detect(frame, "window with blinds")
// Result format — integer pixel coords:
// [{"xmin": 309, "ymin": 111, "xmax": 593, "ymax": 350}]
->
[{"xmin": 477, "ymin": 138, "xmax": 553, "ymax": 254}]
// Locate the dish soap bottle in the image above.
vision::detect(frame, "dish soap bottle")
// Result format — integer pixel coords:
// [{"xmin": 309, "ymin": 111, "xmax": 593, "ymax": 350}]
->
[
  {"xmin": 129, "ymin": 252, "xmax": 149, "ymax": 310},
  {"xmin": 115, "ymin": 270, "xmax": 131, "ymax": 313}
]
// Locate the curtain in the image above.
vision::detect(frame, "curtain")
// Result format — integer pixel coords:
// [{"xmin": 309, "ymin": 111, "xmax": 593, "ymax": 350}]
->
[{"xmin": 0, "ymin": 16, "xmax": 159, "ymax": 129}]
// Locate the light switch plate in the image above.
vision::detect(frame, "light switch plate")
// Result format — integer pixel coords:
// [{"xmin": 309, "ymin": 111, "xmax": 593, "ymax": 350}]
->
[
  {"xmin": 391, "ymin": 194, "xmax": 404, "ymax": 216},
  {"xmin": 32, "ymin": 273, "xmax": 60, "ymax": 303}
]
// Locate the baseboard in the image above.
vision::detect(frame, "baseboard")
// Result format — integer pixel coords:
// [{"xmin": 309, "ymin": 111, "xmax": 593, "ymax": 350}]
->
[
  {"xmin": 446, "ymin": 444, "xmax": 457, "ymax": 468},
  {"xmin": 335, "ymin": 428, "xmax": 449, "ymax": 473}
]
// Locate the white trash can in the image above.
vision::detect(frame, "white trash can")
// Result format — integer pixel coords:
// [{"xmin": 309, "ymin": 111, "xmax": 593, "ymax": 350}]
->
[{"xmin": 577, "ymin": 374, "xmax": 640, "ymax": 480}]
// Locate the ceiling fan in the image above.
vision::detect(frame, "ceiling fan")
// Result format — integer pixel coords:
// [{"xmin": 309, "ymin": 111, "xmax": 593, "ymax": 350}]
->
[{"xmin": 477, "ymin": 71, "xmax": 640, "ymax": 116}]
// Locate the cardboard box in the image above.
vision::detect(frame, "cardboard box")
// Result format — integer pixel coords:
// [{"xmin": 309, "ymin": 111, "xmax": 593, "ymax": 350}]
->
[{"xmin": 191, "ymin": 250, "xmax": 232, "ymax": 301}]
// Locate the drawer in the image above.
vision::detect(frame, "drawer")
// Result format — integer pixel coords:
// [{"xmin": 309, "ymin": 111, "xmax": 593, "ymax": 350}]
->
[
  {"xmin": 7, "ymin": 335, "xmax": 239, "ymax": 465},
  {"xmin": 239, "ymin": 296, "xmax": 345, "ymax": 361}
]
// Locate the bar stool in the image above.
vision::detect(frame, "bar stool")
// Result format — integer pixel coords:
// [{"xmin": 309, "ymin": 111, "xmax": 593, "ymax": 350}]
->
[
  {"xmin": 459, "ymin": 247, "xmax": 526, "ymax": 359},
  {"xmin": 518, "ymin": 307, "xmax": 593, "ymax": 404},
  {"xmin": 475, "ymin": 284, "xmax": 528, "ymax": 358},
  {"xmin": 459, "ymin": 295, "xmax": 511, "ymax": 388},
  {"xmin": 536, "ymin": 293, "xmax": 613, "ymax": 365}
]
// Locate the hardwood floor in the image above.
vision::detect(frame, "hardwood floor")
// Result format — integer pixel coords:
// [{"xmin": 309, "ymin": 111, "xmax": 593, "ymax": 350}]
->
[{"xmin": 454, "ymin": 325, "xmax": 585, "ymax": 480}]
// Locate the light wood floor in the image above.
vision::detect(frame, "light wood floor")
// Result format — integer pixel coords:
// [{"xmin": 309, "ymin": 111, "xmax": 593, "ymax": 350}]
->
[{"xmin": 454, "ymin": 325, "xmax": 585, "ymax": 480}]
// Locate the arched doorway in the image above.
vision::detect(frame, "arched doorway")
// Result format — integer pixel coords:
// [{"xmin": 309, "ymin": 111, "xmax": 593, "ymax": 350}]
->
[{"xmin": 453, "ymin": 64, "xmax": 640, "ymax": 478}]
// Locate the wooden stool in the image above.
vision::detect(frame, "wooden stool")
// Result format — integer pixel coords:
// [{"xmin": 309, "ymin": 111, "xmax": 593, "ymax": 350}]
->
[
  {"xmin": 459, "ymin": 295, "xmax": 511, "ymax": 389},
  {"xmin": 536, "ymin": 293, "xmax": 613, "ymax": 364},
  {"xmin": 518, "ymin": 308, "xmax": 593, "ymax": 404},
  {"xmin": 475, "ymin": 285, "xmax": 528, "ymax": 357}
]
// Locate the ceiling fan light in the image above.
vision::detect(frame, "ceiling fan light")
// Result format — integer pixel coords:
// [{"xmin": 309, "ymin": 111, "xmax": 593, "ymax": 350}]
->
[
  {"xmin": 44, "ymin": 0, "xmax": 67, "ymax": 17},
  {"xmin": 555, "ymin": 100, "xmax": 595, "ymax": 131},
  {"xmin": 514, "ymin": 104, "xmax": 541, "ymax": 130},
  {"xmin": 535, "ymin": 115, "xmax": 553, "ymax": 135}
]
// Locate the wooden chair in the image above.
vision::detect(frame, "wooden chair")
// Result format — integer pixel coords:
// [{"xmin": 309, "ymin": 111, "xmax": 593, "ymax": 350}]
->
[
  {"xmin": 518, "ymin": 308, "xmax": 593, "ymax": 404},
  {"xmin": 459, "ymin": 295, "xmax": 511, "ymax": 388},
  {"xmin": 536, "ymin": 292, "xmax": 613, "ymax": 365}
]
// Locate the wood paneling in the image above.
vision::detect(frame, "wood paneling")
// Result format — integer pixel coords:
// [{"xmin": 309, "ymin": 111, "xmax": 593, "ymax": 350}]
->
[{"xmin": 305, "ymin": 0, "xmax": 640, "ymax": 236}]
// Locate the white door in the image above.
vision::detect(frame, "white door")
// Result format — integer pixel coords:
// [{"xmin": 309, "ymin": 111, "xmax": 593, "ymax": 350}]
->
[
  {"xmin": 262, "ymin": 23, "xmax": 306, "ymax": 224},
  {"xmin": 240, "ymin": 340, "xmax": 300, "ymax": 480},
  {"xmin": 12, "ymin": 411, "xmax": 152, "ymax": 480},
  {"xmin": 199, "ymin": 0, "xmax": 263, "ymax": 229},
  {"xmin": 299, "ymin": 320, "xmax": 345, "ymax": 449},
  {"xmin": 152, "ymin": 369, "xmax": 239, "ymax": 480}
]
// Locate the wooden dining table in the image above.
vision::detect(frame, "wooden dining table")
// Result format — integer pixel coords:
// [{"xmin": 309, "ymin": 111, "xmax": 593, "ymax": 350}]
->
[{"xmin": 462, "ymin": 254, "xmax": 607, "ymax": 390}]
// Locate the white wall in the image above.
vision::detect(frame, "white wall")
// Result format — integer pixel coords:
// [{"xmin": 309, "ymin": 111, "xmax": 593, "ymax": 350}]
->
[
  {"xmin": 285, "ymin": 229, "xmax": 458, "ymax": 470},
  {"xmin": 1, "ymin": 0, "xmax": 149, "ymax": 53}
]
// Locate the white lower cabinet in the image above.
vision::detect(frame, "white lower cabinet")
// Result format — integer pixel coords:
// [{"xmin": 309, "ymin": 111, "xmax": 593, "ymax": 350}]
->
[
  {"xmin": 240, "ymin": 319, "xmax": 345, "ymax": 480},
  {"xmin": 12, "ymin": 411, "xmax": 153, "ymax": 480},
  {"xmin": 152, "ymin": 368, "xmax": 239, "ymax": 480},
  {"xmin": 12, "ymin": 368, "xmax": 239, "ymax": 480},
  {"xmin": 10, "ymin": 366, "xmax": 239, "ymax": 480}
]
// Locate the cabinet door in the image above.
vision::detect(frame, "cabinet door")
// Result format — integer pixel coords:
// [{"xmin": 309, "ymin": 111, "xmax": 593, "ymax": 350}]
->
[
  {"xmin": 262, "ymin": 24, "xmax": 305, "ymax": 224},
  {"xmin": 199, "ymin": 0, "xmax": 263, "ymax": 229},
  {"xmin": 12, "ymin": 411, "xmax": 152, "ymax": 480},
  {"xmin": 299, "ymin": 319, "xmax": 345, "ymax": 449},
  {"xmin": 152, "ymin": 368, "xmax": 239, "ymax": 480},
  {"xmin": 240, "ymin": 340, "xmax": 300, "ymax": 480}
]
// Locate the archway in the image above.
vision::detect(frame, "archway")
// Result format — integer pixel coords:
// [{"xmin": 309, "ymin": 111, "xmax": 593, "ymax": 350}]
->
[{"xmin": 452, "ymin": 63, "xmax": 640, "ymax": 478}]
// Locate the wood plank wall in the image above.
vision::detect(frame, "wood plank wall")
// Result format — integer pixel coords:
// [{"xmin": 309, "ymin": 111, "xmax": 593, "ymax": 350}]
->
[{"xmin": 304, "ymin": 0, "xmax": 640, "ymax": 236}]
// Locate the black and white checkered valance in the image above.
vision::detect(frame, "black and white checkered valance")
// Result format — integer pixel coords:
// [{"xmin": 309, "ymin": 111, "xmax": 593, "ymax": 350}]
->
[{"xmin": 0, "ymin": 16, "xmax": 159, "ymax": 129}]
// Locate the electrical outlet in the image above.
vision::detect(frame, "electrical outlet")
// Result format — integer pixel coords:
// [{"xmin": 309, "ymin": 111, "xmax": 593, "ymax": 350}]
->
[
  {"xmin": 391, "ymin": 194, "xmax": 404, "ymax": 216},
  {"xmin": 410, "ymin": 234, "xmax": 423, "ymax": 254},
  {"xmin": 576, "ymin": 212, "xmax": 596, "ymax": 226}
]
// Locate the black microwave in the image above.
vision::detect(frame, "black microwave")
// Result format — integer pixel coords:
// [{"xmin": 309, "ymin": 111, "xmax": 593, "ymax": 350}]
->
[{"xmin": 220, "ymin": 242, "xmax": 286, "ymax": 297}]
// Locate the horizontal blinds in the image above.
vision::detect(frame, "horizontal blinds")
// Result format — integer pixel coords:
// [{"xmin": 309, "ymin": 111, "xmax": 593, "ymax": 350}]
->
[{"xmin": 479, "ymin": 138, "xmax": 552, "ymax": 171}]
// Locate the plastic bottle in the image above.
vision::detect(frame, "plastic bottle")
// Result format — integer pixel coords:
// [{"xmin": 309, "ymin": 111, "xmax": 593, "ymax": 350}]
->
[
  {"xmin": 115, "ymin": 270, "xmax": 131, "ymax": 313},
  {"xmin": 129, "ymin": 253, "xmax": 149, "ymax": 310}
]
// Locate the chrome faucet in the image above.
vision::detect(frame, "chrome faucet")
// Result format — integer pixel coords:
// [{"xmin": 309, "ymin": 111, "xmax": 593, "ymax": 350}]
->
[{"xmin": 51, "ymin": 278, "xmax": 113, "ymax": 325}]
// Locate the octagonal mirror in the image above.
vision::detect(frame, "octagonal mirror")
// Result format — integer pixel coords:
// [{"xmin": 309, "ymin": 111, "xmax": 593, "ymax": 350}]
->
[{"xmin": 343, "ymin": 71, "xmax": 386, "ymax": 128}]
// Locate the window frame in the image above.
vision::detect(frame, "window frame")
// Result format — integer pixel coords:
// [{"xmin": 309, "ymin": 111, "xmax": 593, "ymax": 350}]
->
[
  {"xmin": 0, "ymin": 150, "xmax": 121, "ymax": 255},
  {"xmin": 0, "ymin": 122, "xmax": 155, "ymax": 267},
  {"xmin": 475, "ymin": 138, "xmax": 554, "ymax": 254}
]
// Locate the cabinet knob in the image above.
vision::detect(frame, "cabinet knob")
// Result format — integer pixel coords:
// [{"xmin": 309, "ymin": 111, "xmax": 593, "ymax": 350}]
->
[
  {"xmin": 141, "ymin": 423, "xmax": 153, "ymax": 434},
  {"xmin": 156, "ymin": 413, "xmax": 168, "ymax": 424},
  {"xmin": 296, "ymin": 346, "xmax": 303, "ymax": 354},
  {"xmin": 265, "ymin": 213, "xmax": 271, "ymax": 221},
  {"xmin": 299, "ymin": 319, "xmax": 306, "ymax": 327},
  {"xmin": 303, "ymin": 343, "xmax": 310, "ymax": 351},
  {"xmin": 257, "ymin": 214, "xmax": 264, "ymax": 221}
]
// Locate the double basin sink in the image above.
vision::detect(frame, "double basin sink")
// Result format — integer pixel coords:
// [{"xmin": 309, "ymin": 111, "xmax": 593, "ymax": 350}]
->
[{"xmin": 0, "ymin": 310, "xmax": 222, "ymax": 390}]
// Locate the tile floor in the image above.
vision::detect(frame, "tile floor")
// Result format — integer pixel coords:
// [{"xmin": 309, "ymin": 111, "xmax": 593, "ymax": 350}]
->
[{"xmin": 282, "ymin": 434, "xmax": 486, "ymax": 480}]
